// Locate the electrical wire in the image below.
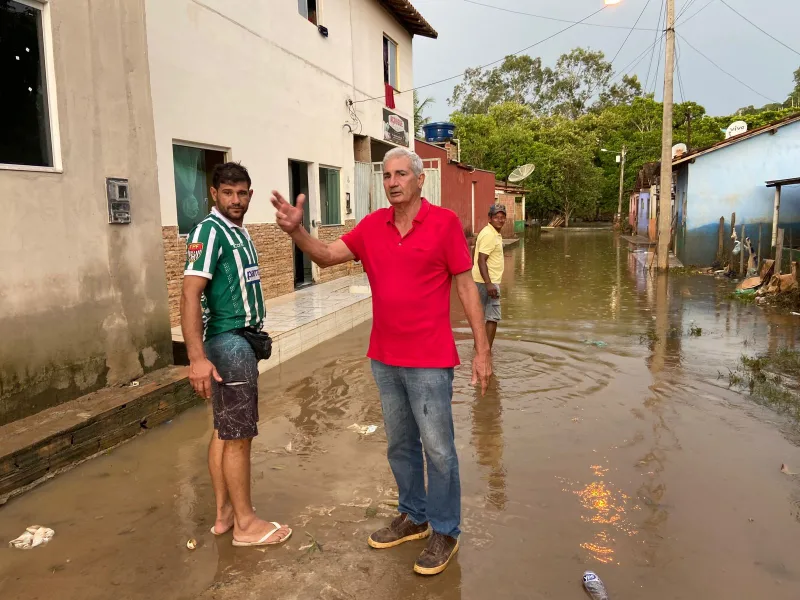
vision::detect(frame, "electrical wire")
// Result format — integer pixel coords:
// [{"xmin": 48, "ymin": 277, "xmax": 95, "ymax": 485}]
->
[
  {"xmin": 676, "ymin": 0, "xmax": 699, "ymax": 21},
  {"xmin": 459, "ymin": 0, "xmax": 659, "ymax": 31},
  {"xmin": 718, "ymin": 0, "xmax": 800, "ymax": 57},
  {"xmin": 675, "ymin": 36, "xmax": 687, "ymax": 103},
  {"xmin": 650, "ymin": 11, "xmax": 666, "ymax": 96},
  {"xmin": 610, "ymin": 0, "xmax": 653, "ymax": 66},
  {"xmin": 675, "ymin": 0, "xmax": 716, "ymax": 26},
  {"xmin": 352, "ymin": 5, "xmax": 609, "ymax": 104},
  {"xmin": 644, "ymin": 0, "xmax": 666, "ymax": 93},
  {"xmin": 677, "ymin": 32, "xmax": 781, "ymax": 103},
  {"xmin": 609, "ymin": 31, "xmax": 667, "ymax": 85}
]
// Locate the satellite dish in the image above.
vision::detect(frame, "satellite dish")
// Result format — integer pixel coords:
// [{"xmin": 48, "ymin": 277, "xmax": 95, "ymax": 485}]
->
[
  {"xmin": 726, "ymin": 121, "xmax": 748, "ymax": 139},
  {"xmin": 672, "ymin": 143, "xmax": 687, "ymax": 159},
  {"xmin": 508, "ymin": 163, "xmax": 535, "ymax": 183}
]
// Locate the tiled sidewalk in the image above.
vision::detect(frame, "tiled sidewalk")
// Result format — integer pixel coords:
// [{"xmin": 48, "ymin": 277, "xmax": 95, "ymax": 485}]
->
[{"xmin": 171, "ymin": 274, "xmax": 372, "ymax": 373}]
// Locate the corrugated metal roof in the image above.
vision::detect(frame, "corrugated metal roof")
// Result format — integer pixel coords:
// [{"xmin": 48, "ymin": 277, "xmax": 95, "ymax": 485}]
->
[
  {"xmin": 378, "ymin": 0, "xmax": 438, "ymax": 38},
  {"xmin": 673, "ymin": 113, "xmax": 800, "ymax": 167}
]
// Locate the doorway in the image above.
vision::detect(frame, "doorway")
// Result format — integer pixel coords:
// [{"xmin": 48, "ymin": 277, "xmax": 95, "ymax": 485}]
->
[{"xmin": 289, "ymin": 160, "xmax": 313, "ymax": 288}]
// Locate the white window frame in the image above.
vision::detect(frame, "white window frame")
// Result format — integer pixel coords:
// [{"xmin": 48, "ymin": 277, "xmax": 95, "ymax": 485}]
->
[
  {"xmin": 298, "ymin": 0, "xmax": 321, "ymax": 26},
  {"xmin": 171, "ymin": 140, "xmax": 231, "ymax": 238},
  {"xmin": 0, "ymin": 0, "xmax": 63, "ymax": 173},
  {"xmin": 384, "ymin": 35, "xmax": 399, "ymax": 90}
]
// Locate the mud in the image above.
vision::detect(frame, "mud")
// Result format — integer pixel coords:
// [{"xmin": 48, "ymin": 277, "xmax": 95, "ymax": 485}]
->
[{"xmin": 1, "ymin": 231, "xmax": 799, "ymax": 599}]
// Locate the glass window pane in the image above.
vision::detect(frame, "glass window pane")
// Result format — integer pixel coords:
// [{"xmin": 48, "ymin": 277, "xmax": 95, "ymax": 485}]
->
[
  {"xmin": 173, "ymin": 145, "xmax": 207, "ymax": 235},
  {"xmin": 319, "ymin": 167, "xmax": 341, "ymax": 225},
  {"xmin": 0, "ymin": 1, "xmax": 52, "ymax": 167}
]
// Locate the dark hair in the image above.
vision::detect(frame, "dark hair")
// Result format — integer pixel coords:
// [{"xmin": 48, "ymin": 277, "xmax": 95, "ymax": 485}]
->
[{"xmin": 212, "ymin": 162, "xmax": 251, "ymax": 189}]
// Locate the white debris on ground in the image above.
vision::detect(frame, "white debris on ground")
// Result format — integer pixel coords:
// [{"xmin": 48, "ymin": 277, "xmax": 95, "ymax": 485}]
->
[{"xmin": 8, "ymin": 526, "xmax": 55, "ymax": 550}]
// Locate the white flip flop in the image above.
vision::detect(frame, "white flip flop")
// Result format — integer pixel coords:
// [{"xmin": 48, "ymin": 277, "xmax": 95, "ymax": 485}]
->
[{"xmin": 231, "ymin": 522, "xmax": 292, "ymax": 547}]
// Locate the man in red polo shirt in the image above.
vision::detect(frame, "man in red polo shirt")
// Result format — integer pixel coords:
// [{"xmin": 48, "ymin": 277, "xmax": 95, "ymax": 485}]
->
[{"xmin": 270, "ymin": 147, "xmax": 492, "ymax": 576}]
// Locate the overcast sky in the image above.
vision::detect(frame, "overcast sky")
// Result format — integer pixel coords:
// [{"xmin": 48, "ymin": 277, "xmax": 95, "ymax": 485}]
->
[{"xmin": 410, "ymin": 0, "xmax": 800, "ymax": 122}]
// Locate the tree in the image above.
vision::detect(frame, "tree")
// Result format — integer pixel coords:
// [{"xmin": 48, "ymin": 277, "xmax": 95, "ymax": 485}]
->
[
  {"xmin": 449, "ymin": 48, "xmax": 640, "ymax": 118},
  {"xmin": 413, "ymin": 91, "xmax": 435, "ymax": 139},
  {"xmin": 449, "ymin": 55, "xmax": 552, "ymax": 115}
]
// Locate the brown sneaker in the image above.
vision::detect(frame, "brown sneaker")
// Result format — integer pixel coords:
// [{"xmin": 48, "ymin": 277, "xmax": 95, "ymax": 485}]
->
[
  {"xmin": 368, "ymin": 513, "xmax": 430, "ymax": 549},
  {"xmin": 413, "ymin": 532, "xmax": 460, "ymax": 576}
]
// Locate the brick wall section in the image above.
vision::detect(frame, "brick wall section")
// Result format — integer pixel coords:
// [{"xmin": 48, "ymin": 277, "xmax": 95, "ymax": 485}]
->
[
  {"xmin": 247, "ymin": 223, "xmax": 294, "ymax": 300},
  {"xmin": 317, "ymin": 219, "xmax": 363, "ymax": 283},
  {"xmin": 162, "ymin": 227, "xmax": 186, "ymax": 327},
  {"xmin": 163, "ymin": 221, "xmax": 358, "ymax": 326}
]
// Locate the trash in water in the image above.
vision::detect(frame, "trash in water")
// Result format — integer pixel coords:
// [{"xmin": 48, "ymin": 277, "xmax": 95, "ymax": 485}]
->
[
  {"xmin": 583, "ymin": 571, "xmax": 609, "ymax": 600},
  {"xmin": 791, "ymin": 312, "xmax": 800, "ymax": 317},
  {"xmin": 582, "ymin": 340, "xmax": 608, "ymax": 348},
  {"xmin": 348, "ymin": 424, "xmax": 378, "ymax": 435},
  {"xmin": 129, "ymin": 381, "xmax": 140, "ymax": 387},
  {"xmin": 9, "ymin": 526, "xmax": 55, "ymax": 550},
  {"xmin": 186, "ymin": 538, "xmax": 197, "ymax": 550},
  {"xmin": 780, "ymin": 463, "xmax": 797, "ymax": 475}
]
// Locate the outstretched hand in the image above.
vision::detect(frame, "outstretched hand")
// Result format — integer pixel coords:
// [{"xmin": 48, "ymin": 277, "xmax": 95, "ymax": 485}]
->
[{"xmin": 271, "ymin": 190, "xmax": 306, "ymax": 234}]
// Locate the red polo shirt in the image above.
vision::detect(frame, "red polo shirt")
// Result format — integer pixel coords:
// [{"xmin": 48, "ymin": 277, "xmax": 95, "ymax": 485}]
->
[{"xmin": 342, "ymin": 199, "xmax": 472, "ymax": 368}]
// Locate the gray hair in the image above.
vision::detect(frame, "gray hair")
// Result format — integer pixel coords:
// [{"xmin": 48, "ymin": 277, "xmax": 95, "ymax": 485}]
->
[{"xmin": 383, "ymin": 147, "xmax": 424, "ymax": 177}]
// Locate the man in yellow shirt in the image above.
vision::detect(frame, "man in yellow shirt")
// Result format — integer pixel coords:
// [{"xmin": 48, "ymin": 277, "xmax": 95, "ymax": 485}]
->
[{"xmin": 472, "ymin": 204, "xmax": 507, "ymax": 348}]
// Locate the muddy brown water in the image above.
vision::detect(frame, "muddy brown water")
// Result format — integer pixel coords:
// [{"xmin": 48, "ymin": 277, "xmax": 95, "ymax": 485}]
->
[{"xmin": 2, "ymin": 231, "xmax": 800, "ymax": 599}]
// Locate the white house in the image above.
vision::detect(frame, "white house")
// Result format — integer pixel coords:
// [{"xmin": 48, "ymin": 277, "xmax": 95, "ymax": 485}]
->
[{"xmin": 145, "ymin": 0, "xmax": 438, "ymax": 324}]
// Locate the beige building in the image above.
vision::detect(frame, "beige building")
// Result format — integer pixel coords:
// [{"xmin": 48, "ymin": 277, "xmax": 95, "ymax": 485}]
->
[
  {"xmin": 144, "ymin": 0, "xmax": 437, "ymax": 325},
  {"xmin": 0, "ymin": 0, "xmax": 172, "ymax": 425}
]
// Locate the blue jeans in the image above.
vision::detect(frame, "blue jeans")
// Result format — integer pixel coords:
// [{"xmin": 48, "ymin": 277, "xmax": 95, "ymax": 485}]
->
[{"xmin": 371, "ymin": 360, "xmax": 461, "ymax": 538}]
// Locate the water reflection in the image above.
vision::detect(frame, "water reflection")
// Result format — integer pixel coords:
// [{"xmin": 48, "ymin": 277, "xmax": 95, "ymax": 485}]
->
[{"xmin": 470, "ymin": 388, "xmax": 507, "ymax": 511}]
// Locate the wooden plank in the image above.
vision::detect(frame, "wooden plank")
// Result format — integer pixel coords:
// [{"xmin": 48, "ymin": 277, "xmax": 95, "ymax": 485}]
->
[
  {"xmin": 776, "ymin": 228, "xmax": 785, "ymax": 276},
  {"xmin": 740, "ymin": 224, "xmax": 745, "ymax": 275}
]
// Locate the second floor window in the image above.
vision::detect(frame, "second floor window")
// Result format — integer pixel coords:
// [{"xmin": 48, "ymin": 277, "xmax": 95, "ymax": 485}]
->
[
  {"xmin": 298, "ymin": 0, "xmax": 317, "ymax": 25},
  {"xmin": 383, "ymin": 36, "xmax": 398, "ymax": 90}
]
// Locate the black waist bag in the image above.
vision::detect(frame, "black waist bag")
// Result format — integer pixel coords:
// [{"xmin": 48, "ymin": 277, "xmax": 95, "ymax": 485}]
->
[{"xmin": 238, "ymin": 328, "xmax": 273, "ymax": 361}]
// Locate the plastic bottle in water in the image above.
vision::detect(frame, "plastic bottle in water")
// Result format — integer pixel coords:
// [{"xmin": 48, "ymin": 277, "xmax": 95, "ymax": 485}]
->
[{"xmin": 583, "ymin": 571, "xmax": 609, "ymax": 600}]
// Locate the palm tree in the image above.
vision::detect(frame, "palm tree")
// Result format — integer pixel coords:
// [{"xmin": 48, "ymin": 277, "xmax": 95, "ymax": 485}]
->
[{"xmin": 413, "ymin": 91, "xmax": 435, "ymax": 139}]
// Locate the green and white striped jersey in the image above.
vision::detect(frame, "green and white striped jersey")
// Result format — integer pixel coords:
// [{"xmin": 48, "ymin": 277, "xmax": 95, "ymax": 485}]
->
[{"xmin": 184, "ymin": 207, "xmax": 265, "ymax": 338}]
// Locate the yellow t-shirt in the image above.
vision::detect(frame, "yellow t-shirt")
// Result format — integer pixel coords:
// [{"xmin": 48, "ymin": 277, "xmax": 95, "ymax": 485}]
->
[{"xmin": 472, "ymin": 224, "xmax": 504, "ymax": 284}]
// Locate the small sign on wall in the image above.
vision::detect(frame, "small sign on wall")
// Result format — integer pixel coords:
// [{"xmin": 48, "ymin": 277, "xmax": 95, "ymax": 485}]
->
[
  {"xmin": 383, "ymin": 109, "xmax": 409, "ymax": 147},
  {"xmin": 107, "ymin": 178, "xmax": 131, "ymax": 224}
]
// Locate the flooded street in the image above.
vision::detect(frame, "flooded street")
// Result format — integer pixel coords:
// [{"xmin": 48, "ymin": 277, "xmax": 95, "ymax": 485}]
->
[{"xmin": 2, "ymin": 231, "xmax": 800, "ymax": 599}]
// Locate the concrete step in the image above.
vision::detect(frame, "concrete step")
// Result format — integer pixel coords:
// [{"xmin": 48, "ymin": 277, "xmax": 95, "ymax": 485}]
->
[{"xmin": 0, "ymin": 366, "xmax": 195, "ymax": 504}]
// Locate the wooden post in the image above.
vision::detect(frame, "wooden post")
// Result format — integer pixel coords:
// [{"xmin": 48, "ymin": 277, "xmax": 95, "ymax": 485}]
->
[
  {"xmin": 758, "ymin": 223, "xmax": 762, "ymax": 269},
  {"xmin": 729, "ymin": 212, "xmax": 736, "ymax": 268},
  {"xmin": 790, "ymin": 228, "xmax": 794, "ymax": 266},
  {"xmin": 717, "ymin": 217, "xmax": 725, "ymax": 265},
  {"xmin": 772, "ymin": 185, "xmax": 781, "ymax": 248},
  {"xmin": 775, "ymin": 228, "xmax": 785, "ymax": 277},
  {"xmin": 740, "ymin": 224, "xmax": 745, "ymax": 275}
]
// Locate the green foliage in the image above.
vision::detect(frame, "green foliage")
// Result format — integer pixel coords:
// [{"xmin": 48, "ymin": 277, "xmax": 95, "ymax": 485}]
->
[{"xmin": 449, "ymin": 51, "xmax": 800, "ymax": 222}]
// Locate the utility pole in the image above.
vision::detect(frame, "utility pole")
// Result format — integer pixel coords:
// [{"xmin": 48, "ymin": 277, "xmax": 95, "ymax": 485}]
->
[
  {"xmin": 656, "ymin": 0, "xmax": 676, "ymax": 270},
  {"xmin": 686, "ymin": 110, "xmax": 692, "ymax": 152},
  {"xmin": 616, "ymin": 145, "xmax": 627, "ymax": 226}
]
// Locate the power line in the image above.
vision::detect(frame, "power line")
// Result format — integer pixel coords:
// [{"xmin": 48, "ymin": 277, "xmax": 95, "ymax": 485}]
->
[
  {"xmin": 675, "ymin": 0, "xmax": 716, "ymax": 26},
  {"xmin": 610, "ymin": 0, "xmax": 653, "ymax": 66},
  {"xmin": 718, "ymin": 0, "xmax": 800, "ymax": 57},
  {"xmin": 352, "ymin": 5, "xmax": 609, "ymax": 104},
  {"xmin": 649, "ymin": 3, "xmax": 667, "ymax": 96},
  {"xmin": 675, "ymin": 36, "xmax": 687, "ymax": 103},
  {"xmin": 644, "ymin": 0, "xmax": 666, "ymax": 93},
  {"xmin": 459, "ymin": 0, "xmax": 659, "ymax": 31},
  {"xmin": 610, "ymin": 31, "xmax": 667, "ymax": 85},
  {"xmin": 676, "ymin": 0, "xmax": 699, "ymax": 20},
  {"xmin": 677, "ymin": 32, "xmax": 781, "ymax": 103}
]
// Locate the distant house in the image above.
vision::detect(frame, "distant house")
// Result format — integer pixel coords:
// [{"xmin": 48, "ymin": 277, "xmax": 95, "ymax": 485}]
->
[
  {"xmin": 414, "ymin": 140, "xmax": 498, "ymax": 238},
  {"xmin": 495, "ymin": 182, "xmax": 526, "ymax": 236},
  {"xmin": 672, "ymin": 114, "xmax": 800, "ymax": 266},
  {"xmin": 628, "ymin": 162, "xmax": 660, "ymax": 239}
]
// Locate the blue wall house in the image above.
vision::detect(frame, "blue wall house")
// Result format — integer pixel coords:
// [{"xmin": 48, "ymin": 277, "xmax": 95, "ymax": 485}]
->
[{"xmin": 673, "ymin": 114, "xmax": 800, "ymax": 267}]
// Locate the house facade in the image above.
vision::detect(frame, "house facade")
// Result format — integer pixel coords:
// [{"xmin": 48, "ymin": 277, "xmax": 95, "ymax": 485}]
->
[
  {"xmin": 0, "ymin": 0, "xmax": 172, "ymax": 425},
  {"xmin": 673, "ymin": 115, "xmax": 800, "ymax": 266},
  {"xmin": 146, "ymin": 0, "xmax": 437, "ymax": 324}
]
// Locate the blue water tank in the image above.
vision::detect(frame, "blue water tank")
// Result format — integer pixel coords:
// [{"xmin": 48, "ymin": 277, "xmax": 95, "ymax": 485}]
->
[{"xmin": 423, "ymin": 122, "xmax": 456, "ymax": 143}]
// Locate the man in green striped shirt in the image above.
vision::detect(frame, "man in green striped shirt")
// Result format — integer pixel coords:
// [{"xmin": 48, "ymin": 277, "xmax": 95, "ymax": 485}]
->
[{"xmin": 181, "ymin": 163, "xmax": 291, "ymax": 547}]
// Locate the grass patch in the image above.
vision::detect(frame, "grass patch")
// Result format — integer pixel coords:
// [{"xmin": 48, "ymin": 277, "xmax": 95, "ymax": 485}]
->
[
  {"xmin": 689, "ymin": 324, "xmax": 703, "ymax": 337},
  {"xmin": 728, "ymin": 349, "xmax": 800, "ymax": 421},
  {"xmin": 728, "ymin": 291, "xmax": 757, "ymax": 305},
  {"xmin": 638, "ymin": 331, "xmax": 660, "ymax": 344}
]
